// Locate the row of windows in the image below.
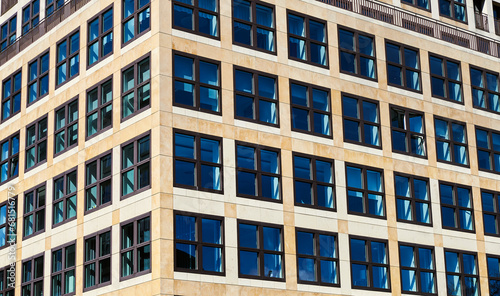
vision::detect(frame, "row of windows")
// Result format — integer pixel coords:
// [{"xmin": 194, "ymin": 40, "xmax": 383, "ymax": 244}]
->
[{"xmin": 3, "ymin": 211, "xmax": 500, "ymax": 295}]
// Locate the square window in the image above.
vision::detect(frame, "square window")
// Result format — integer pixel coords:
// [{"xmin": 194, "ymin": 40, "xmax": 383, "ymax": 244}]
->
[
  {"xmin": 120, "ymin": 214, "xmax": 151, "ymax": 279},
  {"xmin": 399, "ymin": 244, "xmax": 436, "ymax": 294},
  {"xmin": 338, "ymin": 27, "xmax": 376, "ymax": 79},
  {"xmin": 470, "ymin": 67, "xmax": 500, "ymax": 113},
  {"xmin": 475, "ymin": 126, "xmax": 500, "ymax": 173},
  {"xmin": 346, "ymin": 164, "xmax": 385, "ymax": 218},
  {"xmin": 390, "ymin": 106, "xmax": 426, "ymax": 157},
  {"xmin": 395, "ymin": 173, "xmax": 431, "ymax": 225},
  {"xmin": 342, "ymin": 94, "xmax": 381, "ymax": 147},
  {"xmin": 122, "ymin": 0, "xmax": 150, "ymax": 44},
  {"xmin": 350, "ymin": 236, "xmax": 390, "ymax": 290},
  {"xmin": 439, "ymin": 182, "xmax": 474, "ymax": 232},
  {"xmin": 233, "ymin": 0, "xmax": 275, "ymax": 52},
  {"xmin": 445, "ymin": 250, "xmax": 479, "ymax": 295},
  {"xmin": 429, "ymin": 54, "xmax": 463, "ymax": 103},
  {"xmin": 434, "ymin": 116, "xmax": 469, "ymax": 166},
  {"xmin": 439, "ymin": 0, "xmax": 467, "ymax": 21},
  {"xmin": 173, "ymin": 0, "xmax": 218, "ymax": 38},
  {"xmin": 385, "ymin": 41, "xmax": 421, "ymax": 92}
]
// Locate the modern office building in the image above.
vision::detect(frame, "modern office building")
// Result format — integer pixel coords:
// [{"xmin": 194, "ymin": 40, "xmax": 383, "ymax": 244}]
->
[{"xmin": 0, "ymin": 0, "xmax": 500, "ymax": 295}]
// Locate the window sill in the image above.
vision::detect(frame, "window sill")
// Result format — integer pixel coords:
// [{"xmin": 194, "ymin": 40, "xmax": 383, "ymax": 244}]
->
[
  {"xmin": 343, "ymin": 142, "xmax": 383, "ymax": 156},
  {"xmin": 173, "ymin": 106, "xmax": 222, "ymax": 123},
  {"xmin": 172, "ymin": 29, "xmax": 221, "ymax": 48}
]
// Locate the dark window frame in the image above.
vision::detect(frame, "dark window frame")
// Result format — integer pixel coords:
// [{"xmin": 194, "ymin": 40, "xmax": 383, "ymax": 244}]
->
[
  {"xmin": 398, "ymin": 242, "xmax": 437, "ymax": 295},
  {"xmin": 83, "ymin": 227, "xmax": 112, "ymax": 291},
  {"xmin": 85, "ymin": 75, "xmax": 113, "ymax": 140},
  {"xmin": 295, "ymin": 227, "xmax": 340, "ymax": 287},
  {"xmin": 55, "ymin": 28, "xmax": 80, "ymax": 89},
  {"xmin": 487, "ymin": 253, "xmax": 500, "ymax": 295},
  {"xmin": 27, "ymin": 50, "xmax": 49, "ymax": 106},
  {"xmin": 439, "ymin": 181, "xmax": 475, "ymax": 233},
  {"xmin": 286, "ymin": 10, "xmax": 329, "ymax": 68},
  {"xmin": 394, "ymin": 172, "xmax": 432, "ymax": 226},
  {"xmin": 292, "ymin": 152, "xmax": 336, "ymax": 211},
  {"xmin": 50, "ymin": 240, "xmax": 77, "ymax": 296},
  {"xmin": 0, "ymin": 132, "xmax": 20, "ymax": 185},
  {"xmin": 25, "ymin": 115, "xmax": 48, "ymax": 172},
  {"xmin": 173, "ymin": 129, "xmax": 224, "ymax": 194},
  {"xmin": 237, "ymin": 219, "xmax": 285, "ymax": 281},
  {"xmin": 470, "ymin": 65, "xmax": 500, "ymax": 115},
  {"xmin": 401, "ymin": 0, "xmax": 431, "ymax": 11},
  {"xmin": 87, "ymin": 4, "xmax": 114, "ymax": 68},
  {"xmin": 52, "ymin": 167, "xmax": 77, "ymax": 228},
  {"xmin": 120, "ymin": 131, "xmax": 151, "ymax": 199},
  {"xmin": 289, "ymin": 80, "xmax": 332, "ymax": 139},
  {"xmin": 342, "ymin": 93, "xmax": 382, "ymax": 149},
  {"xmin": 119, "ymin": 212, "xmax": 151, "ymax": 281},
  {"xmin": 121, "ymin": 52, "xmax": 151, "ymax": 121},
  {"xmin": 345, "ymin": 163, "xmax": 386, "ymax": 219},
  {"xmin": 173, "ymin": 210, "xmax": 225, "ymax": 276},
  {"xmin": 21, "ymin": 0, "xmax": 40, "ymax": 35},
  {"xmin": 235, "ymin": 141, "xmax": 282, "ymax": 203},
  {"xmin": 21, "ymin": 252, "xmax": 44, "ymax": 296},
  {"xmin": 45, "ymin": 0, "xmax": 64, "ymax": 17},
  {"xmin": 0, "ymin": 14, "xmax": 17, "ymax": 51},
  {"xmin": 233, "ymin": 65, "xmax": 279, "ymax": 127},
  {"xmin": 475, "ymin": 126, "xmax": 500, "ymax": 174},
  {"xmin": 338, "ymin": 26, "xmax": 377, "ymax": 81},
  {"xmin": 54, "ymin": 96, "xmax": 78, "ymax": 157},
  {"xmin": 434, "ymin": 115, "xmax": 469, "ymax": 168},
  {"xmin": 84, "ymin": 150, "xmax": 113, "ymax": 214},
  {"xmin": 390, "ymin": 105, "xmax": 427, "ymax": 158},
  {"xmin": 172, "ymin": 51, "xmax": 221, "ymax": 115},
  {"xmin": 481, "ymin": 189, "xmax": 500, "ymax": 237},
  {"xmin": 444, "ymin": 249, "xmax": 480, "ymax": 296},
  {"xmin": 121, "ymin": 0, "xmax": 151, "ymax": 47},
  {"xmin": 429, "ymin": 53, "xmax": 463, "ymax": 104},
  {"xmin": 349, "ymin": 235, "xmax": 391, "ymax": 292},
  {"xmin": 439, "ymin": 0, "xmax": 467, "ymax": 23},
  {"xmin": 231, "ymin": 0, "xmax": 276, "ymax": 54},
  {"xmin": 0, "ymin": 264, "xmax": 16, "ymax": 295},
  {"xmin": 1, "ymin": 68, "xmax": 21, "ymax": 122},
  {"xmin": 22, "ymin": 182, "xmax": 46, "ymax": 240},
  {"xmin": 0, "ymin": 197, "xmax": 17, "ymax": 250},
  {"xmin": 385, "ymin": 40, "xmax": 422, "ymax": 93},
  {"xmin": 171, "ymin": 0, "xmax": 220, "ymax": 40}
]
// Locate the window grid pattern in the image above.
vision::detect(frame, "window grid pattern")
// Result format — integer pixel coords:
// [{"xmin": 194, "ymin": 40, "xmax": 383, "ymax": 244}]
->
[
  {"xmin": 236, "ymin": 142, "xmax": 281, "ymax": 201},
  {"xmin": 46, "ymin": 0, "xmax": 64, "ymax": 17},
  {"xmin": 476, "ymin": 127, "xmax": 500, "ymax": 173},
  {"xmin": 429, "ymin": 54, "xmax": 463, "ymax": 103},
  {"xmin": 290, "ymin": 81, "xmax": 332, "ymax": 137},
  {"xmin": 88, "ymin": 6, "xmax": 113, "ymax": 67},
  {"xmin": 86, "ymin": 78, "xmax": 112, "ymax": 139},
  {"xmin": 54, "ymin": 98, "xmax": 78, "ymax": 156},
  {"xmin": 338, "ymin": 27, "xmax": 376, "ymax": 80},
  {"xmin": 83, "ymin": 229, "xmax": 111, "ymax": 291},
  {"xmin": 234, "ymin": 67, "xmax": 278, "ymax": 126},
  {"xmin": 439, "ymin": 182, "xmax": 475, "ymax": 232},
  {"xmin": 23, "ymin": 184, "xmax": 45, "ymax": 239},
  {"xmin": 1, "ymin": 15, "xmax": 16, "ymax": 51},
  {"xmin": 0, "ymin": 133, "xmax": 19, "ymax": 184},
  {"xmin": 385, "ymin": 41, "xmax": 421, "ymax": 92},
  {"xmin": 350, "ymin": 236, "xmax": 390, "ymax": 291},
  {"xmin": 85, "ymin": 152, "xmax": 112, "ymax": 213},
  {"xmin": 287, "ymin": 11, "xmax": 328, "ymax": 67},
  {"xmin": 439, "ymin": 0, "xmax": 466, "ymax": 22},
  {"xmin": 0, "ymin": 264, "xmax": 15, "ymax": 296},
  {"xmin": 399, "ymin": 244, "xmax": 437, "ymax": 294},
  {"xmin": 238, "ymin": 221, "xmax": 284, "ymax": 280},
  {"xmin": 56, "ymin": 30, "xmax": 80, "ymax": 87},
  {"xmin": 233, "ymin": 0, "xmax": 275, "ymax": 53},
  {"xmin": 173, "ymin": 130, "xmax": 223, "ymax": 193},
  {"xmin": 27, "ymin": 51, "xmax": 49, "ymax": 105},
  {"xmin": 395, "ymin": 173, "xmax": 431, "ymax": 225},
  {"xmin": 173, "ymin": 52, "xmax": 220, "ymax": 114},
  {"xmin": 172, "ymin": 0, "xmax": 219, "ymax": 38},
  {"xmin": 0, "ymin": 198, "xmax": 16, "ymax": 249},
  {"xmin": 482, "ymin": 190, "xmax": 500, "ymax": 236},
  {"xmin": 174, "ymin": 212, "xmax": 224, "ymax": 275},
  {"xmin": 121, "ymin": 133, "xmax": 151, "ymax": 198},
  {"xmin": 487, "ymin": 255, "xmax": 500, "ymax": 295},
  {"xmin": 51, "ymin": 243, "xmax": 76, "ymax": 296},
  {"xmin": 401, "ymin": 0, "xmax": 429, "ymax": 10},
  {"xmin": 342, "ymin": 94, "xmax": 381, "ymax": 148},
  {"xmin": 25, "ymin": 116, "xmax": 47, "ymax": 171},
  {"xmin": 296, "ymin": 229, "xmax": 339, "ymax": 286},
  {"xmin": 121, "ymin": 55, "xmax": 151, "ymax": 120},
  {"xmin": 21, "ymin": 254, "xmax": 44, "ymax": 296},
  {"xmin": 22, "ymin": 0, "xmax": 39, "ymax": 35},
  {"xmin": 346, "ymin": 164, "xmax": 385, "ymax": 218},
  {"xmin": 122, "ymin": 0, "xmax": 150, "ymax": 44},
  {"xmin": 470, "ymin": 67, "xmax": 500, "ymax": 114},
  {"xmin": 1, "ymin": 70, "xmax": 21, "ymax": 121},
  {"xmin": 434, "ymin": 117, "xmax": 469, "ymax": 167},
  {"xmin": 444, "ymin": 250, "xmax": 479, "ymax": 296},
  {"xmin": 390, "ymin": 106, "xmax": 426, "ymax": 157},
  {"xmin": 52, "ymin": 169, "xmax": 77, "ymax": 227},
  {"xmin": 293, "ymin": 153, "xmax": 335, "ymax": 210},
  {"xmin": 120, "ymin": 214, "xmax": 151, "ymax": 279}
]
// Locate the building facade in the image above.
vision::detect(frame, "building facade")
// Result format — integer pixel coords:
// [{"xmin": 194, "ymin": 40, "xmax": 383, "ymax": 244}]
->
[{"xmin": 0, "ymin": 0, "xmax": 500, "ymax": 295}]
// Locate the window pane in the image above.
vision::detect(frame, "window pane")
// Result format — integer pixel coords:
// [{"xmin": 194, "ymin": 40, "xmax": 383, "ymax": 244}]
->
[
  {"xmin": 239, "ymin": 251, "xmax": 258, "ymax": 276},
  {"xmin": 298, "ymin": 257, "xmax": 315, "ymax": 281},
  {"xmin": 350, "ymin": 239, "xmax": 366, "ymax": 261},
  {"xmin": 296, "ymin": 231, "xmax": 314, "ymax": 255},
  {"xmin": 239, "ymin": 224, "xmax": 257, "ymax": 248},
  {"xmin": 175, "ymin": 215, "xmax": 195, "ymax": 241}
]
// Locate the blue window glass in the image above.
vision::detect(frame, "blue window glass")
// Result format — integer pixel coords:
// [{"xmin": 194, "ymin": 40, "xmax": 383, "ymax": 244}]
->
[
  {"xmin": 482, "ymin": 191, "xmax": 500, "ymax": 235},
  {"xmin": 445, "ymin": 250, "xmax": 479, "ymax": 296},
  {"xmin": 339, "ymin": 28, "xmax": 376, "ymax": 79},
  {"xmin": 386, "ymin": 42, "xmax": 421, "ymax": 91},
  {"xmin": 395, "ymin": 174, "xmax": 431, "ymax": 224},
  {"xmin": 487, "ymin": 256, "xmax": 500, "ymax": 295},
  {"xmin": 296, "ymin": 230, "xmax": 338, "ymax": 285},
  {"xmin": 233, "ymin": 0, "xmax": 275, "ymax": 52},
  {"xmin": 238, "ymin": 222, "xmax": 283, "ymax": 279},
  {"xmin": 400, "ymin": 244, "xmax": 436, "ymax": 293},
  {"xmin": 173, "ymin": 0, "xmax": 218, "ymax": 37},
  {"xmin": 121, "ymin": 134, "xmax": 150, "ymax": 197},
  {"xmin": 346, "ymin": 165, "xmax": 385, "ymax": 217},
  {"xmin": 56, "ymin": 31, "xmax": 79, "ymax": 86},
  {"xmin": 175, "ymin": 213, "xmax": 224, "ymax": 273},
  {"xmin": 288, "ymin": 12, "xmax": 327, "ymax": 66},
  {"xmin": 2, "ymin": 70, "xmax": 22, "ymax": 121},
  {"xmin": 440, "ymin": 183, "xmax": 474, "ymax": 231},
  {"xmin": 350, "ymin": 237, "xmax": 389, "ymax": 290},
  {"xmin": 293, "ymin": 154, "xmax": 334, "ymax": 209},
  {"xmin": 290, "ymin": 82, "xmax": 331, "ymax": 137},
  {"xmin": 435, "ymin": 117, "xmax": 468, "ymax": 166},
  {"xmin": 471, "ymin": 67, "xmax": 500, "ymax": 113},
  {"xmin": 390, "ymin": 106, "xmax": 426, "ymax": 157},
  {"xmin": 236, "ymin": 143, "xmax": 280, "ymax": 200},
  {"xmin": 122, "ymin": 0, "xmax": 150, "ymax": 44},
  {"xmin": 173, "ymin": 53, "xmax": 220, "ymax": 113},
  {"xmin": 430, "ymin": 55, "xmax": 463, "ymax": 102},
  {"xmin": 476, "ymin": 128, "xmax": 500, "ymax": 173},
  {"xmin": 439, "ymin": 0, "xmax": 466, "ymax": 21},
  {"xmin": 174, "ymin": 131, "xmax": 222, "ymax": 191},
  {"xmin": 234, "ymin": 68, "xmax": 277, "ymax": 125},
  {"xmin": 343, "ymin": 95, "xmax": 381, "ymax": 147},
  {"xmin": 88, "ymin": 8, "xmax": 114, "ymax": 66},
  {"xmin": 22, "ymin": 0, "xmax": 40, "ymax": 35}
]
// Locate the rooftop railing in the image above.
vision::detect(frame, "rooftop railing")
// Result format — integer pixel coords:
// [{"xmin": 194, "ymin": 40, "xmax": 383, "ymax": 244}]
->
[
  {"xmin": 0, "ymin": 0, "xmax": 92, "ymax": 67},
  {"xmin": 317, "ymin": 0, "xmax": 500, "ymax": 58}
]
